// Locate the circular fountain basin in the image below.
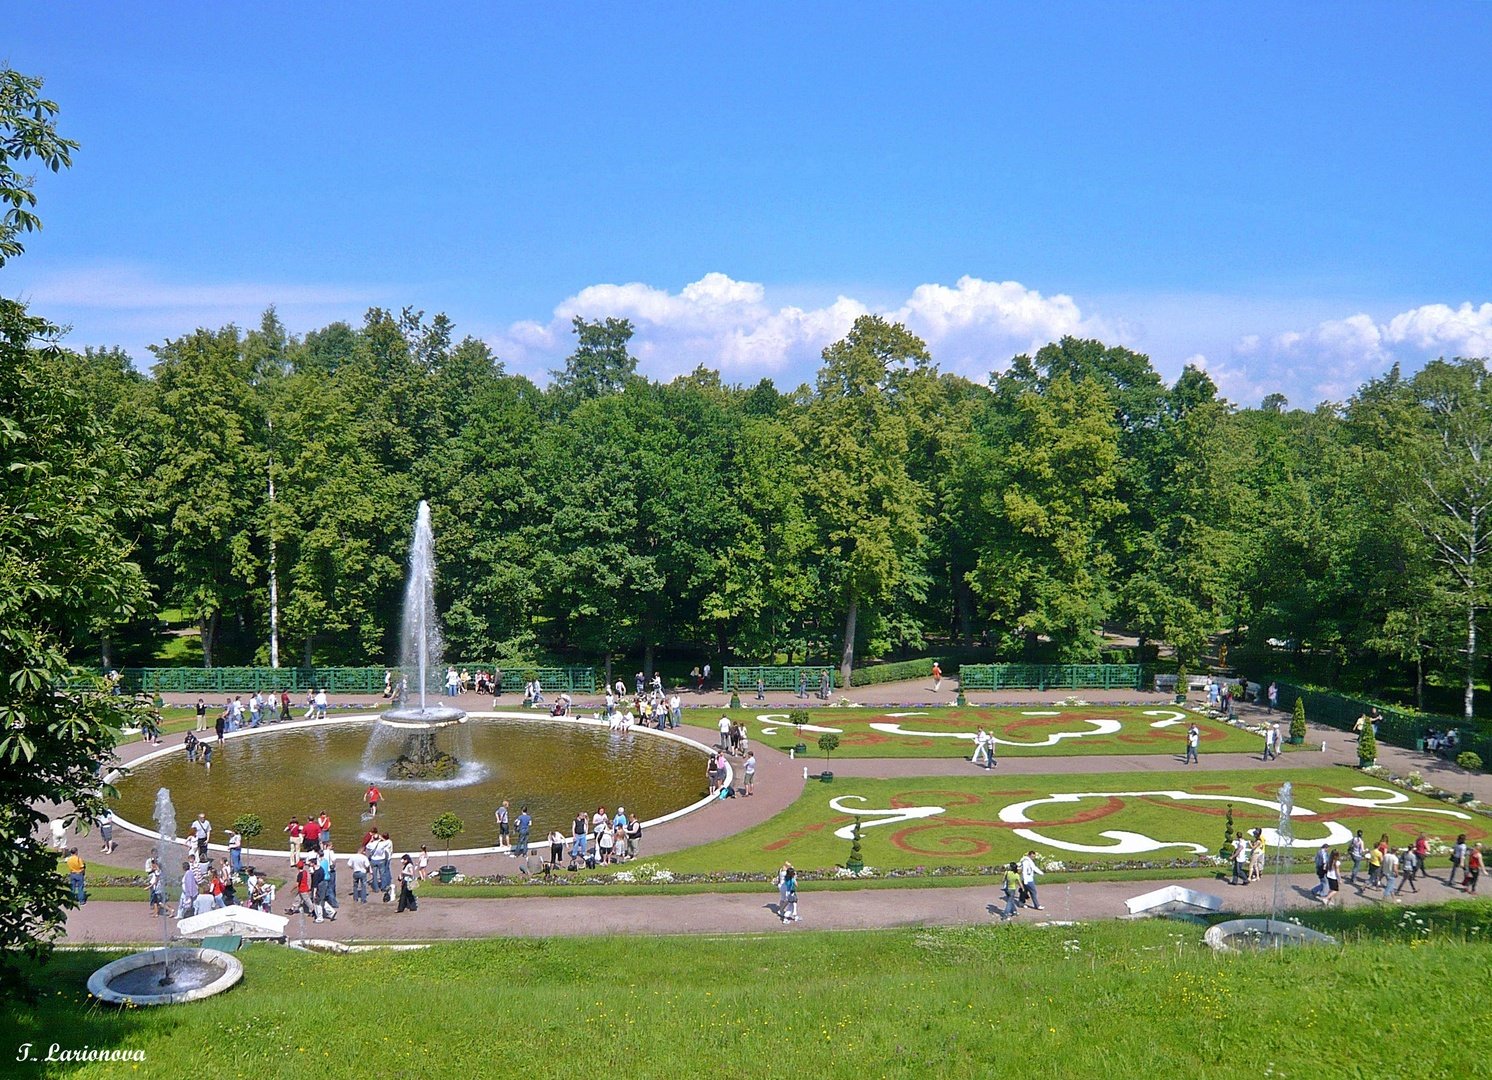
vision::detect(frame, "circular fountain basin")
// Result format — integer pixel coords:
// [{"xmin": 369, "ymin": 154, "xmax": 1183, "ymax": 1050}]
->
[
  {"xmin": 88, "ymin": 947, "xmax": 243, "ymax": 1006},
  {"xmin": 1204, "ymin": 918, "xmax": 1338, "ymax": 952},
  {"xmin": 379, "ymin": 705, "xmax": 467, "ymax": 729},
  {"xmin": 111, "ymin": 715, "xmax": 708, "ymax": 851}
]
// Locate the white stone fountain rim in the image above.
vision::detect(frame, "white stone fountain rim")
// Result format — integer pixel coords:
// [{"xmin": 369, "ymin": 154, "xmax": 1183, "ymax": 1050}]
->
[
  {"xmin": 105, "ymin": 712, "xmax": 730, "ymax": 860},
  {"xmin": 1203, "ymin": 918, "xmax": 1338, "ymax": 952},
  {"xmin": 87, "ymin": 946, "xmax": 243, "ymax": 1006}
]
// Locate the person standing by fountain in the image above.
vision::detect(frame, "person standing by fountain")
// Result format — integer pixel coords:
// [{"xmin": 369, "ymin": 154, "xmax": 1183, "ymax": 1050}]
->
[
  {"xmin": 147, "ymin": 858, "xmax": 163, "ymax": 917},
  {"xmin": 365, "ymin": 783, "xmax": 381, "ymax": 819},
  {"xmin": 190, "ymin": 813, "xmax": 211, "ymax": 860},
  {"xmin": 496, "ymin": 800, "xmax": 511, "ymax": 849},
  {"xmin": 515, "ymin": 806, "xmax": 531, "ymax": 857},
  {"xmin": 348, "ymin": 847, "xmax": 370, "ymax": 903},
  {"xmin": 178, "ymin": 860, "xmax": 198, "ymax": 918},
  {"xmin": 397, "ymin": 854, "xmax": 418, "ymax": 912},
  {"xmin": 285, "ymin": 817, "xmax": 303, "ymax": 864}
]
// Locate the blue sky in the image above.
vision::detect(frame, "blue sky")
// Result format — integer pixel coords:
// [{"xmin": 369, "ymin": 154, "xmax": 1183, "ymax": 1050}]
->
[{"xmin": 6, "ymin": 3, "xmax": 1491, "ymax": 403}]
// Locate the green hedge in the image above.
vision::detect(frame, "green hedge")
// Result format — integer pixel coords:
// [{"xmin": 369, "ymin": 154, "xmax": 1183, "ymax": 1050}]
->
[
  {"xmin": 849, "ymin": 658, "xmax": 939, "ymax": 687},
  {"xmin": 1273, "ymin": 681, "xmax": 1492, "ymax": 764}
]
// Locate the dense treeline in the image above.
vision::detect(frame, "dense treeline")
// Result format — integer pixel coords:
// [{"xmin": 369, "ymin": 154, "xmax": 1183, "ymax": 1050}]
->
[{"xmin": 47, "ymin": 305, "xmax": 1492, "ymax": 716}]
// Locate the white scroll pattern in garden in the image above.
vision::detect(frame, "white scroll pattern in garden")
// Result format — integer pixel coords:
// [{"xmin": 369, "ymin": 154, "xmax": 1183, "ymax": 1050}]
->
[{"xmin": 825, "ymin": 785, "xmax": 1471, "ymax": 855}]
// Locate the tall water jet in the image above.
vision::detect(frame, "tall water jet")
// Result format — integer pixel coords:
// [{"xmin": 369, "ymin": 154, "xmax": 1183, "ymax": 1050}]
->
[
  {"xmin": 363, "ymin": 502, "xmax": 471, "ymax": 783},
  {"xmin": 153, "ymin": 788, "xmax": 178, "ymax": 981}
]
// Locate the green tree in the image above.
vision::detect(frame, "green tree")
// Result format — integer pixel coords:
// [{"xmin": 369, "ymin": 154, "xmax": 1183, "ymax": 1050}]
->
[
  {"xmin": 550, "ymin": 316, "xmax": 638, "ymax": 407},
  {"xmin": 148, "ymin": 326, "xmax": 265, "ymax": 665},
  {"xmin": 0, "ymin": 70, "xmax": 77, "ymax": 266},
  {"xmin": 0, "ymin": 70, "xmax": 150, "ymax": 990},
  {"xmin": 1352, "ymin": 359, "xmax": 1492, "ymax": 719},
  {"xmin": 970, "ymin": 374, "xmax": 1125, "ymax": 660},
  {"xmin": 799, "ymin": 316, "xmax": 931, "ymax": 684}
]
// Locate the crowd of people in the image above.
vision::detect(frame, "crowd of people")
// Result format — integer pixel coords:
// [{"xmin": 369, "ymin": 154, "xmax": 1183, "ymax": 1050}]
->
[{"xmin": 1308, "ymin": 830, "xmax": 1484, "ymax": 905}]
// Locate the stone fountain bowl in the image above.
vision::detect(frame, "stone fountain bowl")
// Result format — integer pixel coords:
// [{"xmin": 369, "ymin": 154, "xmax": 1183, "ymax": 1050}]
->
[
  {"xmin": 379, "ymin": 705, "xmax": 467, "ymax": 729},
  {"xmin": 88, "ymin": 947, "xmax": 243, "ymax": 1006},
  {"xmin": 1204, "ymin": 918, "xmax": 1337, "ymax": 953}
]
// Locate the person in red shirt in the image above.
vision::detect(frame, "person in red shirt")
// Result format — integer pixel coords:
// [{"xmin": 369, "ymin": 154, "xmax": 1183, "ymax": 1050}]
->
[
  {"xmin": 289, "ymin": 860, "xmax": 313, "ymax": 915},
  {"xmin": 316, "ymin": 811, "xmax": 332, "ymax": 849},
  {"xmin": 285, "ymin": 818, "xmax": 302, "ymax": 865},
  {"xmin": 302, "ymin": 817, "xmax": 322, "ymax": 854},
  {"xmin": 364, "ymin": 784, "xmax": 381, "ymax": 818}
]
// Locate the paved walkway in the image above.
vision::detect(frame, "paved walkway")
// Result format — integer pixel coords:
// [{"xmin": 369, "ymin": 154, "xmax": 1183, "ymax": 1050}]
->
[
  {"xmin": 63, "ymin": 869, "xmax": 1477, "ymax": 945},
  {"xmin": 54, "ymin": 681, "xmax": 1490, "ymax": 942}
]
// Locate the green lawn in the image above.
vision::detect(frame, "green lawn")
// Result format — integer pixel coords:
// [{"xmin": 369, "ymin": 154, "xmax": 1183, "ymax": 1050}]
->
[
  {"xmin": 7, "ymin": 901, "xmax": 1489, "ymax": 1078},
  {"xmin": 688, "ymin": 705, "xmax": 1270, "ymax": 758},
  {"xmin": 659, "ymin": 766, "xmax": 1490, "ymax": 874}
]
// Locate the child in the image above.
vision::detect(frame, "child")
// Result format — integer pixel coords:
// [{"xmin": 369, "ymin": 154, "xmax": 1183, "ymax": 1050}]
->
[{"xmin": 417, "ymin": 845, "xmax": 430, "ymax": 881}]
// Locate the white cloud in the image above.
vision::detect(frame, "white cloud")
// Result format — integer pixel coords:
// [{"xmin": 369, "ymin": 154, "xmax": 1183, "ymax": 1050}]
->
[
  {"xmin": 1233, "ymin": 302, "xmax": 1492, "ymax": 403},
  {"xmin": 491, "ymin": 272, "xmax": 1095, "ymax": 385}
]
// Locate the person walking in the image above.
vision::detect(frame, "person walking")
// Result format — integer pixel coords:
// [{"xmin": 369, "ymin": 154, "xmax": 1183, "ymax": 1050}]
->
[
  {"xmin": 1019, "ymin": 850, "xmax": 1044, "ymax": 910},
  {"xmin": 1348, "ymin": 830, "xmax": 1366, "ymax": 885},
  {"xmin": 743, "ymin": 751, "xmax": 757, "ymax": 796},
  {"xmin": 999, "ymin": 862, "xmax": 1022, "ymax": 920},
  {"xmin": 1381, "ymin": 847, "xmax": 1400, "ymax": 902},
  {"xmin": 777, "ymin": 863, "xmax": 799, "ymax": 923},
  {"xmin": 1311, "ymin": 843, "xmax": 1330, "ymax": 900},
  {"xmin": 97, "ymin": 808, "xmax": 116, "ymax": 854},
  {"xmin": 1450, "ymin": 834, "xmax": 1467, "ymax": 886},
  {"xmin": 1463, "ymin": 843, "xmax": 1483, "ymax": 893},
  {"xmin": 1322, "ymin": 850, "xmax": 1342, "ymax": 905},
  {"xmin": 931, "ymin": 661, "xmax": 943, "ymax": 692},
  {"xmin": 1267, "ymin": 681, "xmax": 1279, "ymax": 712},
  {"xmin": 396, "ymin": 854, "xmax": 418, "ymax": 912},
  {"xmin": 1185, "ymin": 724, "xmax": 1200, "ymax": 765},
  {"xmin": 365, "ymin": 783, "xmax": 381, "ymax": 819}
]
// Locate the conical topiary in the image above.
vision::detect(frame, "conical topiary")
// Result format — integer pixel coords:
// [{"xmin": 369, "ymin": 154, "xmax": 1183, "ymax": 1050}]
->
[
  {"xmin": 1357, "ymin": 718, "xmax": 1377, "ymax": 766},
  {"xmin": 1289, "ymin": 698, "xmax": 1307, "ymax": 744}
]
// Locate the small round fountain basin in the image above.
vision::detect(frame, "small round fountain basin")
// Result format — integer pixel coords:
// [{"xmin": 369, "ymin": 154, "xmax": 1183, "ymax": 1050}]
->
[
  {"xmin": 1204, "ymin": 919, "xmax": 1337, "ymax": 953},
  {"xmin": 88, "ymin": 947, "xmax": 243, "ymax": 1005},
  {"xmin": 379, "ymin": 705, "xmax": 466, "ymax": 729}
]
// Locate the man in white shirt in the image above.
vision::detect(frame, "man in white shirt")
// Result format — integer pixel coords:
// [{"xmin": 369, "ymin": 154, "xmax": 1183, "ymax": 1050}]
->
[
  {"xmin": 191, "ymin": 813, "xmax": 212, "ymax": 859},
  {"xmin": 314, "ymin": 688, "xmax": 329, "ymax": 719},
  {"xmin": 718, "ymin": 715, "xmax": 731, "ymax": 751},
  {"xmin": 668, "ymin": 692, "xmax": 681, "ymax": 728},
  {"xmin": 1019, "ymin": 851, "xmax": 1045, "ymax": 909},
  {"xmin": 347, "ymin": 848, "xmax": 372, "ymax": 903}
]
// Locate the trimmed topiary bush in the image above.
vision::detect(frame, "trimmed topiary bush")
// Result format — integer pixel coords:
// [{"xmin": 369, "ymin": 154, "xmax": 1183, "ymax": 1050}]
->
[
  {"xmin": 1357, "ymin": 721, "xmax": 1377, "ymax": 766},
  {"xmin": 818, "ymin": 732, "xmax": 840, "ymax": 761},
  {"xmin": 1289, "ymin": 698, "xmax": 1307, "ymax": 744},
  {"xmin": 1457, "ymin": 751, "xmax": 1483, "ymax": 773}
]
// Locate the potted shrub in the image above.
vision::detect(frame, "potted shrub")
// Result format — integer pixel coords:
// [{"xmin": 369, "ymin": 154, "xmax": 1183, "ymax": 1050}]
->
[
  {"xmin": 1288, "ymin": 698, "xmax": 1307, "ymax": 745},
  {"xmin": 231, "ymin": 813, "xmax": 262, "ymax": 879},
  {"xmin": 818, "ymin": 732, "xmax": 839, "ymax": 781},
  {"xmin": 846, "ymin": 818, "xmax": 864, "ymax": 874},
  {"xmin": 1357, "ymin": 721, "xmax": 1377, "ymax": 768},
  {"xmin": 1173, "ymin": 663, "xmax": 1188, "ymax": 705},
  {"xmin": 431, "ymin": 811, "xmax": 464, "ymax": 882}
]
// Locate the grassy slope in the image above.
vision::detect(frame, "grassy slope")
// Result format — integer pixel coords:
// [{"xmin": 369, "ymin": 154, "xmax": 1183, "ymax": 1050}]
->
[{"xmin": 8, "ymin": 901, "xmax": 1489, "ymax": 1079}]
